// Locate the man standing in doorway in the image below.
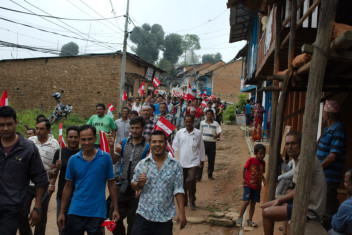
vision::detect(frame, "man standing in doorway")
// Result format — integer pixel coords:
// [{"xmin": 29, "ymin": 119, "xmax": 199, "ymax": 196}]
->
[
  {"xmin": 172, "ymin": 115, "xmax": 205, "ymax": 209},
  {"xmin": 87, "ymin": 103, "xmax": 116, "ymax": 148},
  {"xmin": 0, "ymin": 106, "xmax": 48, "ymax": 235}
]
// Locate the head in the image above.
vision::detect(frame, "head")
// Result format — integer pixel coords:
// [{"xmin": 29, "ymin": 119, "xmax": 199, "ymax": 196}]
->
[
  {"xmin": 35, "ymin": 119, "xmax": 51, "ymax": 141},
  {"xmin": 157, "ymin": 95, "xmax": 163, "ymax": 104},
  {"xmin": 254, "ymin": 144, "xmax": 266, "ymax": 161},
  {"xmin": 215, "ymin": 102, "xmax": 220, "ymax": 108},
  {"xmin": 258, "ymin": 10, "xmax": 266, "ymax": 18},
  {"xmin": 78, "ymin": 125, "xmax": 96, "ymax": 152},
  {"xmin": 0, "ymin": 106, "xmax": 18, "ymax": 140},
  {"xmin": 127, "ymin": 98, "xmax": 133, "ymax": 106},
  {"xmin": 206, "ymin": 109, "xmax": 214, "ymax": 121},
  {"xmin": 142, "ymin": 103, "xmax": 153, "ymax": 120},
  {"xmin": 129, "ymin": 116, "xmax": 145, "ymax": 139},
  {"xmin": 247, "ymin": 99, "xmax": 250, "ymax": 104},
  {"xmin": 167, "ymin": 96, "xmax": 171, "ymax": 103},
  {"xmin": 121, "ymin": 107, "xmax": 130, "ymax": 119},
  {"xmin": 207, "ymin": 101, "xmax": 212, "ymax": 108},
  {"xmin": 159, "ymin": 102, "xmax": 168, "ymax": 115},
  {"xmin": 135, "ymin": 97, "xmax": 141, "ymax": 105},
  {"xmin": 26, "ymin": 128, "xmax": 36, "ymax": 138},
  {"xmin": 256, "ymin": 99, "xmax": 262, "ymax": 107},
  {"xmin": 195, "ymin": 101, "xmax": 200, "ymax": 108},
  {"xmin": 130, "ymin": 111, "xmax": 139, "ymax": 119},
  {"xmin": 150, "ymin": 130, "xmax": 167, "ymax": 156},
  {"xmin": 184, "ymin": 115, "xmax": 194, "ymax": 131},
  {"xmin": 96, "ymin": 103, "xmax": 106, "ymax": 117},
  {"xmin": 173, "ymin": 96, "xmax": 177, "ymax": 102},
  {"xmin": 285, "ymin": 131, "xmax": 301, "ymax": 160},
  {"xmin": 190, "ymin": 108, "xmax": 196, "ymax": 117},
  {"xmin": 344, "ymin": 169, "xmax": 352, "ymax": 195},
  {"xmin": 36, "ymin": 114, "xmax": 46, "ymax": 122},
  {"xmin": 66, "ymin": 126, "xmax": 80, "ymax": 150}
]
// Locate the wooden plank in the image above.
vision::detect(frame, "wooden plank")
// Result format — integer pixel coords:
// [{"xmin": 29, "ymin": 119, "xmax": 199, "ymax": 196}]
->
[
  {"xmin": 289, "ymin": 0, "xmax": 339, "ymax": 234},
  {"xmin": 331, "ymin": 31, "xmax": 352, "ymax": 49},
  {"xmin": 301, "ymin": 44, "xmax": 314, "ymax": 54},
  {"xmin": 296, "ymin": 61, "xmax": 311, "ymax": 75},
  {"xmin": 258, "ymin": 87, "xmax": 283, "ymax": 92}
]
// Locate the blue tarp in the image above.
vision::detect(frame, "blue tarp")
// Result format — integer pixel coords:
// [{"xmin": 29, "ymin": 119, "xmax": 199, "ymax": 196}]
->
[{"xmin": 241, "ymin": 85, "xmax": 256, "ymax": 92}]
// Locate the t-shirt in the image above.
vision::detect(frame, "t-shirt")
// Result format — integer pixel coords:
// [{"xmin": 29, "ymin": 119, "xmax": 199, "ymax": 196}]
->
[
  {"xmin": 87, "ymin": 115, "xmax": 116, "ymax": 145},
  {"xmin": 244, "ymin": 157, "xmax": 265, "ymax": 191},
  {"xmin": 200, "ymin": 120, "xmax": 221, "ymax": 142},
  {"xmin": 52, "ymin": 148, "xmax": 80, "ymax": 199},
  {"xmin": 245, "ymin": 104, "xmax": 251, "ymax": 114}
]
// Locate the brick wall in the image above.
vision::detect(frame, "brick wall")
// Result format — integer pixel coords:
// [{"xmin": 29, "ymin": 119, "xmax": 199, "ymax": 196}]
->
[{"xmin": 0, "ymin": 54, "xmax": 151, "ymax": 118}]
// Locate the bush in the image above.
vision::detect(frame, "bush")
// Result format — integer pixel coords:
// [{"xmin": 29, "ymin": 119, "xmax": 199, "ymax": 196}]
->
[{"xmin": 223, "ymin": 94, "xmax": 248, "ymax": 124}]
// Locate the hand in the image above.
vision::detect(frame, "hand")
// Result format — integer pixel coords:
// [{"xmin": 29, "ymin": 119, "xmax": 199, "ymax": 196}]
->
[
  {"xmin": 213, "ymin": 135, "xmax": 217, "ymax": 139},
  {"xmin": 47, "ymin": 186, "xmax": 55, "ymax": 196},
  {"xmin": 24, "ymin": 124, "xmax": 29, "ymax": 130},
  {"xmin": 29, "ymin": 209, "xmax": 41, "ymax": 227},
  {"xmin": 272, "ymin": 199, "xmax": 281, "ymax": 207},
  {"xmin": 107, "ymin": 134, "xmax": 115, "ymax": 147},
  {"xmin": 135, "ymin": 190, "xmax": 142, "ymax": 199},
  {"xmin": 57, "ymin": 213, "xmax": 65, "ymax": 230},
  {"xmin": 177, "ymin": 214, "xmax": 187, "ymax": 229},
  {"xmin": 112, "ymin": 210, "xmax": 120, "ymax": 222},
  {"xmin": 243, "ymin": 180, "xmax": 247, "ymax": 186},
  {"xmin": 199, "ymin": 161, "xmax": 204, "ymax": 168},
  {"xmin": 55, "ymin": 160, "xmax": 62, "ymax": 170},
  {"xmin": 138, "ymin": 172, "xmax": 147, "ymax": 187}
]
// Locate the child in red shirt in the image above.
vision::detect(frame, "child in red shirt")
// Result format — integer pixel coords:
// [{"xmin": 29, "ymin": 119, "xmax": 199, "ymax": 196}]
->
[{"xmin": 236, "ymin": 144, "xmax": 266, "ymax": 228}]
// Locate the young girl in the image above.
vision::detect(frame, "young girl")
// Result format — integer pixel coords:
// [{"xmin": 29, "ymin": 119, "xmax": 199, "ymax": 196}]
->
[{"xmin": 236, "ymin": 144, "xmax": 266, "ymax": 227}]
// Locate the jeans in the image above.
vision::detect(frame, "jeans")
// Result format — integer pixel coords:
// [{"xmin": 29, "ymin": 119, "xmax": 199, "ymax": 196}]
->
[
  {"xmin": 66, "ymin": 214, "xmax": 104, "ymax": 235},
  {"xmin": 322, "ymin": 182, "xmax": 340, "ymax": 230},
  {"xmin": 196, "ymin": 141, "xmax": 216, "ymax": 180},
  {"xmin": 18, "ymin": 186, "xmax": 51, "ymax": 235},
  {"xmin": 132, "ymin": 214, "xmax": 173, "ymax": 235},
  {"xmin": 112, "ymin": 197, "xmax": 139, "ymax": 235},
  {"xmin": 175, "ymin": 117, "xmax": 184, "ymax": 129},
  {"xmin": 183, "ymin": 167, "xmax": 198, "ymax": 204},
  {"xmin": 0, "ymin": 208, "xmax": 21, "ymax": 235},
  {"xmin": 245, "ymin": 114, "xmax": 250, "ymax": 126}
]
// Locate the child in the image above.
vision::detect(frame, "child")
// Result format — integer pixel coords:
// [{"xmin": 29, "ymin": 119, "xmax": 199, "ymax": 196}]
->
[{"xmin": 236, "ymin": 144, "xmax": 266, "ymax": 227}]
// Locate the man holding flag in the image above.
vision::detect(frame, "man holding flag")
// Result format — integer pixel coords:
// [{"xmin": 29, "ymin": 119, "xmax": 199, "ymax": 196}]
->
[{"xmin": 0, "ymin": 90, "xmax": 8, "ymax": 106}]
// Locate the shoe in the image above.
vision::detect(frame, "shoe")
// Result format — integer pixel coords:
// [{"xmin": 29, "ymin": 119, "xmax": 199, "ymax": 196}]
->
[
  {"xmin": 208, "ymin": 176, "xmax": 214, "ymax": 180},
  {"xmin": 190, "ymin": 201, "xmax": 196, "ymax": 209},
  {"xmin": 236, "ymin": 217, "xmax": 242, "ymax": 227},
  {"xmin": 247, "ymin": 220, "xmax": 257, "ymax": 227}
]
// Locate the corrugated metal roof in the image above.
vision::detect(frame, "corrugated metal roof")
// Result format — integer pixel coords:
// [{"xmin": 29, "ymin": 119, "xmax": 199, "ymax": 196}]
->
[{"xmin": 229, "ymin": 3, "xmax": 252, "ymax": 43}]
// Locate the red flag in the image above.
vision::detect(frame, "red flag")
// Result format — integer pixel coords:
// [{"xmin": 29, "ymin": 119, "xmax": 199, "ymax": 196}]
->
[
  {"xmin": 153, "ymin": 76, "xmax": 161, "ymax": 87},
  {"xmin": 176, "ymin": 92, "xmax": 180, "ymax": 97},
  {"xmin": 210, "ymin": 95, "xmax": 215, "ymax": 100},
  {"xmin": 101, "ymin": 219, "xmax": 116, "ymax": 232},
  {"xmin": 197, "ymin": 89, "xmax": 201, "ymax": 96},
  {"xmin": 59, "ymin": 123, "xmax": 66, "ymax": 148},
  {"xmin": 138, "ymin": 82, "xmax": 145, "ymax": 96},
  {"xmin": 182, "ymin": 93, "xmax": 187, "ymax": 99},
  {"xmin": 172, "ymin": 90, "xmax": 177, "ymax": 96},
  {"xmin": 0, "ymin": 90, "xmax": 8, "ymax": 107},
  {"xmin": 153, "ymin": 87, "xmax": 159, "ymax": 94},
  {"xmin": 187, "ymin": 83, "xmax": 195, "ymax": 101},
  {"xmin": 203, "ymin": 89, "xmax": 207, "ymax": 97},
  {"xmin": 201, "ymin": 100, "xmax": 207, "ymax": 108},
  {"xmin": 108, "ymin": 104, "xmax": 115, "ymax": 112},
  {"xmin": 154, "ymin": 116, "xmax": 175, "ymax": 137},
  {"xmin": 166, "ymin": 141, "xmax": 175, "ymax": 158},
  {"xmin": 121, "ymin": 91, "xmax": 127, "ymax": 101},
  {"xmin": 99, "ymin": 130, "xmax": 110, "ymax": 152}
]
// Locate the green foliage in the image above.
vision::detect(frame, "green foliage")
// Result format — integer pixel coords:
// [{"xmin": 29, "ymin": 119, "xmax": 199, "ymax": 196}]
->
[
  {"xmin": 237, "ymin": 94, "xmax": 248, "ymax": 112},
  {"xmin": 158, "ymin": 58, "xmax": 174, "ymax": 72},
  {"xmin": 202, "ymin": 52, "xmax": 222, "ymax": 64},
  {"xmin": 163, "ymin": 33, "xmax": 183, "ymax": 64},
  {"xmin": 182, "ymin": 34, "xmax": 201, "ymax": 51},
  {"xmin": 60, "ymin": 42, "xmax": 79, "ymax": 56},
  {"xmin": 223, "ymin": 94, "xmax": 248, "ymax": 124}
]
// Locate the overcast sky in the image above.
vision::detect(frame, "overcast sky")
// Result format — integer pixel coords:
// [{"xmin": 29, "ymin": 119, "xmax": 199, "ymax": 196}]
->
[{"xmin": 0, "ymin": 0, "xmax": 246, "ymax": 63}]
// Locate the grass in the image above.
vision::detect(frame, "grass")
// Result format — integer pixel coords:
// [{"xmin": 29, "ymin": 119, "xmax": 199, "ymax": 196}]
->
[{"xmin": 16, "ymin": 108, "xmax": 88, "ymax": 139}]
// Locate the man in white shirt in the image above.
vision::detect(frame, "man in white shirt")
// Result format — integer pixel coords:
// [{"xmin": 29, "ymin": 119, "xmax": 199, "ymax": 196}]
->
[
  {"xmin": 172, "ymin": 115, "xmax": 205, "ymax": 209},
  {"xmin": 132, "ymin": 97, "xmax": 142, "ymax": 114}
]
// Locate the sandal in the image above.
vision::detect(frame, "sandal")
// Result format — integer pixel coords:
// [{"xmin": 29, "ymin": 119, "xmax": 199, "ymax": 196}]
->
[
  {"xmin": 247, "ymin": 220, "xmax": 258, "ymax": 227},
  {"xmin": 236, "ymin": 218, "xmax": 242, "ymax": 227}
]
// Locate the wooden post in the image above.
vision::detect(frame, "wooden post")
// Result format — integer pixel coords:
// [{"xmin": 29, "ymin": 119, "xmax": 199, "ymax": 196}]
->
[
  {"xmin": 289, "ymin": 0, "xmax": 339, "ymax": 234},
  {"xmin": 267, "ymin": 0, "xmax": 296, "ymax": 201}
]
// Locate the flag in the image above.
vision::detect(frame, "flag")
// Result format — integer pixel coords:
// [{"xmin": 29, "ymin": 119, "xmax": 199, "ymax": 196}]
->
[
  {"xmin": 153, "ymin": 76, "xmax": 161, "ymax": 87},
  {"xmin": 0, "ymin": 90, "xmax": 8, "ymax": 107},
  {"xmin": 197, "ymin": 89, "xmax": 201, "ymax": 96},
  {"xmin": 182, "ymin": 92, "xmax": 187, "ymax": 99},
  {"xmin": 153, "ymin": 87, "xmax": 159, "ymax": 94},
  {"xmin": 176, "ymin": 92, "xmax": 180, "ymax": 97},
  {"xmin": 138, "ymin": 82, "xmax": 145, "ymax": 96},
  {"xmin": 101, "ymin": 219, "xmax": 116, "ymax": 232},
  {"xmin": 154, "ymin": 116, "xmax": 175, "ymax": 137},
  {"xmin": 187, "ymin": 83, "xmax": 195, "ymax": 101},
  {"xmin": 59, "ymin": 123, "xmax": 66, "ymax": 148},
  {"xmin": 99, "ymin": 130, "xmax": 110, "ymax": 152},
  {"xmin": 203, "ymin": 89, "xmax": 207, "ymax": 97},
  {"xmin": 107, "ymin": 104, "xmax": 115, "ymax": 118},
  {"xmin": 172, "ymin": 90, "xmax": 177, "ymax": 97},
  {"xmin": 121, "ymin": 91, "xmax": 127, "ymax": 101},
  {"xmin": 167, "ymin": 141, "xmax": 175, "ymax": 158},
  {"xmin": 201, "ymin": 100, "xmax": 207, "ymax": 108},
  {"xmin": 210, "ymin": 94, "xmax": 215, "ymax": 100}
]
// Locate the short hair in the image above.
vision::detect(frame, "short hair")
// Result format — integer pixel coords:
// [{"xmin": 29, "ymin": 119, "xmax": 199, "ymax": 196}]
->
[
  {"xmin": 207, "ymin": 101, "xmax": 212, "ymax": 105},
  {"xmin": 247, "ymin": 99, "xmax": 250, "ymax": 103},
  {"xmin": 66, "ymin": 126, "xmax": 79, "ymax": 136},
  {"xmin": 206, "ymin": 109, "xmax": 214, "ymax": 115},
  {"xmin": 27, "ymin": 128, "xmax": 36, "ymax": 134},
  {"xmin": 150, "ymin": 130, "xmax": 167, "ymax": 143},
  {"xmin": 285, "ymin": 131, "xmax": 302, "ymax": 146},
  {"xmin": 135, "ymin": 97, "xmax": 141, "ymax": 101},
  {"xmin": 159, "ymin": 102, "xmax": 167, "ymax": 107},
  {"xmin": 254, "ymin": 144, "xmax": 266, "ymax": 154},
  {"xmin": 35, "ymin": 114, "xmax": 46, "ymax": 122},
  {"xmin": 36, "ymin": 119, "xmax": 51, "ymax": 130},
  {"xmin": 184, "ymin": 114, "xmax": 194, "ymax": 121},
  {"xmin": 0, "ymin": 106, "xmax": 17, "ymax": 121},
  {"xmin": 259, "ymin": 10, "xmax": 266, "ymax": 15},
  {"xmin": 130, "ymin": 116, "xmax": 146, "ymax": 127},
  {"xmin": 256, "ymin": 99, "xmax": 262, "ymax": 104},
  {"xmin": 96, "ymin": 103, "xmax": 105, "ymax": 110},
  {"xmin": 150, "ymin": 103, "xmax": 155, "ymax": 111},
  {"xmin": 78, "ymin": 124, "xmax": 96, "ymax": 137},
  {"xmin": 130, "ymin": 110, "xmax": 139, "ymax": 117},
  {"xmin": 121, "ymin": 107, "xmax": 130, "ymax": 113},
  {"xmin": 158, "ymin": 95, "xmax": 163, "ymax": 98},
  {"xmin": 127, "ymin": 98, "xmax": 133, "ymax": 102}
]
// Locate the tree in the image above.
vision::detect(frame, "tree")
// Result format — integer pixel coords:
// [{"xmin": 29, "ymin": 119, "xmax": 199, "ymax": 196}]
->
[
  {"xmin": 202, "ymin": 52, "xmax": 223, "ymax": 64},
  {"xmin": 163, "ymin": 34, "xmax": 183, "ymax": 64},
  {"xmin": 60, "ymin": 42, "xmax": 79, "ymax": 56},
  {"xmin": 158, "ymin": 58, "xmax": 173, "ymax": 72},
  {"xmin": 182, "ymin": 34, "xmax": 200, "ymax": 64}
]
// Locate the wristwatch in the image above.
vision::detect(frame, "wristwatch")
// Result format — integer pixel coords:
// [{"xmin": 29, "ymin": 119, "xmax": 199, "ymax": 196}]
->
[{"xmin": 33, "ymin": 207, "xmax": 42, "ymax": 215}]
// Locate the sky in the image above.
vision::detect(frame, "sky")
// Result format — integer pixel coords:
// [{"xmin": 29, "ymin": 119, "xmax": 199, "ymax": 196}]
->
[{"xmin": 0, "ymin": 0, "xmax": 246, "ymax": 63}]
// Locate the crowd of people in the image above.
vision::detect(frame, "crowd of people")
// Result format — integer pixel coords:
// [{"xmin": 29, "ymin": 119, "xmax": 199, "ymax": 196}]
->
[{"xmin": 0, "ymin": 93, "xmax": 225, "ymax": 235}]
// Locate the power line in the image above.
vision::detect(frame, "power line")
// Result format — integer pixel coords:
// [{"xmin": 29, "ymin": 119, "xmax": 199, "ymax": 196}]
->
[
  {"xmin": 0, "ymin": 40, "xmax": 59, "ymax": 55},
  {"xmin": 108, "ymin": 0, "xmax": 123, "ymax": 31},
  {"xmin": 0, "ymin": 6, "xmax": 124, "ymax": 21}
]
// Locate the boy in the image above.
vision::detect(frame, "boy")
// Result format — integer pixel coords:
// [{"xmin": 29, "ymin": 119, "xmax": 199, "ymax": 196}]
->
[{"xmin": 236, "ymin": 144, "xmax": 266, "ymax": 227}]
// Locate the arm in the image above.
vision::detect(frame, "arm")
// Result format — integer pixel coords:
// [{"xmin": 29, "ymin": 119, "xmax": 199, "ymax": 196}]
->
[
  {"xmin": 199, "ymin": 136, "xmax": 206, "ymax": 167},
  {"xmin": 331, "ymin": 204, "xmax": 349, "ymax": 232},
  {"xmin": 321, "ymin": 152, "xmax": 338, "ymax": 168},
  {"xmin": 29, "ymin": 186, "xmax": 45, "ymax": 226},
  {"xmin": 57, "ymin": 180, "xmax": 74, "ymax": 230},
  {"xmin": 107, "ymin": 134, "xmax": 120, "ymax": 164},
  {"xmin": 175, "ymin": 193, "xmax": 187, "ymax": 229},
  {"xmin": 107, "ymin": 180, "xmax": 120, "ymax": 221}
]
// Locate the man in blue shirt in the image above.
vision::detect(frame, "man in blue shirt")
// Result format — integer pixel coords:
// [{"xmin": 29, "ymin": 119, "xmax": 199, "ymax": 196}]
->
[
  {"xmin": 245, "ymin": 100, "xmax": 251, "ymax": 126},
  {"xmin": 329, "ymin": 169, "xmax": 352, "ymax": 235},
  {"xmin": 57, "ymin": 125, "xmax": 120, "ymax": 235},
  {"xmin": 316, "ymin": 100, "xmax": 346, "ymax": 228},
  {"xmin": 131, "ymin": 130, "xmax": 186, "ymax": 235}
]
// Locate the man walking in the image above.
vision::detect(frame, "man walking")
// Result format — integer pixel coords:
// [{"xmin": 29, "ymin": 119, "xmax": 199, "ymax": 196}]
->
[
  {"xmin": 132, "ymin": 97, "xmax": 141, "ymax": 114},
  {"xmin": 131, "ymin": 130, "xmax": 186, "ymax": 235},
  {"xmin": 19, "ymin": 119, "xmax": 59, "ymax": 235},
  {"xmin": 57, "ymin": 125, "xmax": 119, "ymax": 234},
  {"xmin": 172, "ymin": 115, "xmax": 205, "ymax": 209},
  {"xmin": 141, "ymin": 103, "xmax": 156, "ymax": 141},
  {"xmin": 108, "ymin": 116, "xmax": 149, "ymax": 235},
  {"xmin": 115, "ymin": 107, "xmax": 130, "ymax": 146},
  {"xmin": 0, "ymin": 106, "xmax": 48, "ymax": 235},
  {"xmin": 175, "ymin": 98, "xmax": 186, "ymax": 130},
  {"xmin": 154, "ymin": 102, "xmax": 173, "ymax": 123},
  {"xmin": 87, "ymin": 103, "xmax": 117, "ymax": 148}
]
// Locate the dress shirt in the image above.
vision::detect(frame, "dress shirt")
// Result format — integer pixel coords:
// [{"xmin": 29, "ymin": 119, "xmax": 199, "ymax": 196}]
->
[
  {"xmin": 172, "ymin": 128, "xmax": 205, "ymax": 168},
  {"xmin": 114, "ymin": 118, "xmax": 130, "ymax": 146}
]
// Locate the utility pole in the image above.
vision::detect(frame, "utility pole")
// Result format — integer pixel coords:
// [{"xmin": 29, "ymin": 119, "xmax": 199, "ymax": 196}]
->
[
  {"xmin": 119, "ymin": 0, "xmax": 130, "ymax": 112},
  {"xmin": 191, "ymin": 50, "xmax": 197, "ymax": 97}
]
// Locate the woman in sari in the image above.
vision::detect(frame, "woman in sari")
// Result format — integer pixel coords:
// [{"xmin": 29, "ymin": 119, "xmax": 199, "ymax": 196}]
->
[{"xmin": 252, "ymin": 100, "xmax": 266, "ymax": 141}]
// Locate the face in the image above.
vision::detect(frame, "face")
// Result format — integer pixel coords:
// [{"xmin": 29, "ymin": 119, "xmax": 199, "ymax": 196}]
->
[
  {"xmin": 344, "ymin": 172, "xmax": 352, "ymax": 195},
  {"xmin": 96, "ymin": 106, "xmax": 105, "ymax": 116},
  {"xmin": 285, "ymin": 135, "xmax": 300, "ymax": 159},
  {"xmin": 127, "ymin": 100, "xmax": 132, "ymax": 106},
  {"xmin": 79, "ymin": 129, "xmax": 96, "ymax": 152},
  {"xmin": 159, "ymin": 104, "xmax": 167, "ymax": 114},
  {"xmin": 150, "ymin": 134, "xmax": 166, "ymax": 155},
  {"xmin": 0, "ymin": 117, "xmax": 17, "ymax": 139},
  {"xmin": 142, "ymin": 108, "xmax": 153, "ymax": 120},
  {"xmin": 255, "ymin": 149, "xmax": 266, "ymax": 161},
  {"xmin": 130, "ymin": 123, "xmax": 144, "ymax": 139},
  {"xmin": 135, "ymin": 98, "xmax": 140, "ymax": 104},
  {"xmin": 66, "ymin": 130, "xmax": 80, "ymax": 149},
  {"xmin": 36, "ymin": 122, "xmax": 50, "ymax": 140},
  {"xmin": 185, "ymin": 116, "xmax": 194, "ymax": 129},
  {"xmin": 121, "ymin": 109, "xmax": 129, "ymax": 118},
  {"xmin": 206, "ymin": 112, "xmax": 213, "ymax": 120},
  {"xmin": 130, "ymin": 113, "xmax": 138, "ymax": 119},
  {"xmin": 157, "ymin": 97, "xmax": 163, "ymax": 103},
  {"xmin": 207, "ymin": 103, "xmax": 212, "ymax": 108},
  {"xmin": 190, "ymin": 110, "xmax": 196, "ymax": 117},
  {"xmin": 26, "ymin": 130, "xmax": 35, "ymax": 138}
]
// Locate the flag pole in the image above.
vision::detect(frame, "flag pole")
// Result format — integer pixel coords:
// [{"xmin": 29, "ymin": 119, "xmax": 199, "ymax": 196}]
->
[{"xmin": 59, "ymin": 140, "xmax": 62, "ymax": 161}]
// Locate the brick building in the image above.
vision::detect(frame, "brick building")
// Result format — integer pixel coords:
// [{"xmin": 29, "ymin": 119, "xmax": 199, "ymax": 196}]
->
[{"xmin": 0, "ymin": 52, "xmax": 164, "ymax": 117}]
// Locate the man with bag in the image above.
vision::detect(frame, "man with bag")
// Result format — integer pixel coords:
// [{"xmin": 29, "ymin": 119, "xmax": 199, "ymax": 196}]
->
[{"xmin": 108, "ymin": 116, "xmax": 150, "ymax": 235}]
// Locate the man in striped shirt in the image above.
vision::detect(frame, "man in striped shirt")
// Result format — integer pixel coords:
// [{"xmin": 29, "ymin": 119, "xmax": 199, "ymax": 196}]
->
[{"xmin": 197, "ymin": 109, "xmax": 221, "ymax": 181}]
